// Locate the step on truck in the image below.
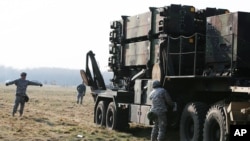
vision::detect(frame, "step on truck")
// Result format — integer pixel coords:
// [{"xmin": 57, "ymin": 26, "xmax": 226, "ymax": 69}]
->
[{"xmin": 80, "ymin": 4, "xmax": 250, "ymax": 141}]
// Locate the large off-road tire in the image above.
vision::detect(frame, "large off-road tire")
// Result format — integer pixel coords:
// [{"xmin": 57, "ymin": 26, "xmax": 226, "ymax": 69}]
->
[
  {"xmin": 203, "ymin": 105, "xmax": 227, "ymax": 141},
  {"xmin": 106, "ymin": 102, "xmax": 118, "ymax": 130},
  {"xmin": 105, "ymin": 102, "xmax": 129, "ymax": 131},
  {"xmin": 180, "ymin": 102, "xmax": 208, "ymax": 141},
  {"xmin": 95, "ymin": 101, "xmax": 107, "ymax": 126}
]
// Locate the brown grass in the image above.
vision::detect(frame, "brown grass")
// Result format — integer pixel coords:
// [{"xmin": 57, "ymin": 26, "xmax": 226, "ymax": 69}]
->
[{"xmin": 0, "ymin": 84, "xmax": 178, "ymax": 141}]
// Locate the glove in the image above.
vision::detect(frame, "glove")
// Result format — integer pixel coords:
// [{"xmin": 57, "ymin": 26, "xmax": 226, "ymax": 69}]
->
[{"xmin": 40, "ymin": 84, "xmax": 43, "ymax": 87}]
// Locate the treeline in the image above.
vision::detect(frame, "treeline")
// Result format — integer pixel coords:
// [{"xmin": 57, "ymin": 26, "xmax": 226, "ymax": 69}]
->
[{"xmin": 0, "ymin": 66, "xmax": 112, "ymax": 86}]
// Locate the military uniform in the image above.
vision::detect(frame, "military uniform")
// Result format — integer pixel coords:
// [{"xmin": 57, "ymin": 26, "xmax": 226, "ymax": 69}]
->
[
  {"xmin": 6, "ymin": 72, "xmax": 42, "ymax": 116},
  {"xmin": 76, "ymin": 83, "xmax": 86, "ymax": 104},
  {"xmin": 149, "ymin": 80, "xmax": 174, "ymax": 141}
]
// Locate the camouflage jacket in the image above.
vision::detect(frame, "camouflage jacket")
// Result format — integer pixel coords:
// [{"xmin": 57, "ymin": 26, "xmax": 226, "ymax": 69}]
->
[
  {"xmin": 149, "ymin": 87, "xmax": 174, "ymax": 113},
  {"xmin": 77, "ymin": 84, "xmax": 86, "ymax": 94},
  {"xmin": 6, "ymin": 79, "xmax": 42, "ymax": 96}
]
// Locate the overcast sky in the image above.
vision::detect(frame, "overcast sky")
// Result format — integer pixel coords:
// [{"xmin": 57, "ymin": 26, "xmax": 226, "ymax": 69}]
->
[{"xmin": 0, "ymin": 0, "xmax": 248, "ymax": 71}]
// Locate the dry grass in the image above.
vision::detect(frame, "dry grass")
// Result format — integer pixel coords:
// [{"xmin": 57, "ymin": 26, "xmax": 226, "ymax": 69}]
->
[{"xmin": 0, "ymin": 84, "xmax": 178, "ymax": 141}]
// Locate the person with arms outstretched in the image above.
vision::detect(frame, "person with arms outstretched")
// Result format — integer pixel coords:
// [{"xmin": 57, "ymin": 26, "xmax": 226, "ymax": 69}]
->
[{"xmin": 6, "ymin": 72, "xmax": 43, "ymax": 117}]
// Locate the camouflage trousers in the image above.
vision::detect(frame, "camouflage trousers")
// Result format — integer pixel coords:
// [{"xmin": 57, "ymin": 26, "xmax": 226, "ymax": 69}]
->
[
  {"xmin": 151, "ymin": 112, "xmax": 167, "ymax": 141},
  {"xmin": 13, "ymin": 95, "xmax": 26, "ymax": 116}
]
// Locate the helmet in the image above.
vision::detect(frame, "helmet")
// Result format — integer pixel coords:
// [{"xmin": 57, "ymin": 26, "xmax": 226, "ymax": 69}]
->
[
  {"xmin": 152, "ymin": 80, "xmax": 161, "ymax": 88},
  {"xmin": 20, "ymin": 72, "xmax": 27, "ymax": 77},
  {"xmin": 147, "ymin": 111, "xmax": 157, "ymax": 121}
]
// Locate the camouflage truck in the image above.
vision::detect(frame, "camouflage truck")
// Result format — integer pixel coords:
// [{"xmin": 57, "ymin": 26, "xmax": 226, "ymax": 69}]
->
[{"xmin": 80, "ymin": 4, "xmax": 250, "ymax": 141}]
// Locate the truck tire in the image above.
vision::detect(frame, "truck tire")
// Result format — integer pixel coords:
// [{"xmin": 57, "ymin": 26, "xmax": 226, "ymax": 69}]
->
[
  {"xmin": 203, "ymin": 105, "xmax": 227, "ymax": 141},
  {"xmin": 106, "ymin": 102, "xmax": 118, "ymax": 130},
  {"xmin": 180, "ymin": 102, "xmax": 208, "ymax": 141},
  {"xmin": 95, "ymin": 101, "xmax": 107, "ymax": 126}
]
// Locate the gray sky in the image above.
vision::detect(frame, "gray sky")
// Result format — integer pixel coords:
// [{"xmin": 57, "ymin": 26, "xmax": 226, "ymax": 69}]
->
[{"xmin": 0, "ymin": 0, "xmax": 248, "ymax": 70}]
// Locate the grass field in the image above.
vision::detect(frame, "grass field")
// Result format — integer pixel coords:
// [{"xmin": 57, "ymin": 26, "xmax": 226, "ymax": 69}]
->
[{"xmin": 0, "ymin": 84, "xmax": 178, "ymax": 141}]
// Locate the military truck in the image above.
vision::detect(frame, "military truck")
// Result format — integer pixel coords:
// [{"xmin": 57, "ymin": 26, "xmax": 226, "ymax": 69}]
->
[{"xmin": 80, "ymin": 4, "xmax": 250, "ymax": 141}]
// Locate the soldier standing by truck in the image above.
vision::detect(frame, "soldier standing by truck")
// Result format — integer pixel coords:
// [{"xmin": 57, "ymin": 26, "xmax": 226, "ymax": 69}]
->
[
  {"xmin": 5, "ymin": 72, "xmax": 43, "ymax": 117},
  {"xmin": 149, "ymin": 80, "xmax": 174, "ymax": 141}
]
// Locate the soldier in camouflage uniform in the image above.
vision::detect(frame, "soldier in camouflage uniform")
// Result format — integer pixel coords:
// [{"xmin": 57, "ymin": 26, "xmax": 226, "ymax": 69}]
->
[
  {"xmin": 149, "ymin": 80, "xmax": 174, "ymax": 141},
  {"xmin": 6, "ymin": 72, "xmax": 43, "ymax": 117}
]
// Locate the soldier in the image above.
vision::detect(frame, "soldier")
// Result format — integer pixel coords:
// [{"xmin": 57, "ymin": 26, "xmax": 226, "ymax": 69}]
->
[
  {"xmin": 149, "ymin": 80, "xmax": 174, "ymax": 141},
  {"xmin": 5, "ymin": 72, "xmax": 43, "ymax": 117},
  {"xmin": 76, "ymin": 83, "xmax": 86, "ymax": 104}
]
